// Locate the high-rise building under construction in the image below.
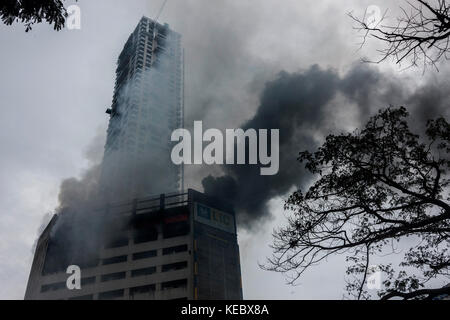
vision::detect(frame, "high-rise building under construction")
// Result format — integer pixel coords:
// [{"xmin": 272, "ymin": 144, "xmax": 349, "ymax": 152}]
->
[
  {"xmin": 101, "ymin": 16, "xmax": 183, "ymax": 201},
  {"xmin": 24, "ymin": 17, "xmax": 243, "ymax": 301}
]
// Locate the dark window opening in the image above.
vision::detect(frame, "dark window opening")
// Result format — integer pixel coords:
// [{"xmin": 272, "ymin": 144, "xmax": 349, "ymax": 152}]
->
[
  {"xmin": 131, "ymin": 266, "xmax": 157, "ymax": 277},
  {"xmin": 163, "ymin": 244, "xmax": 188, "ymax": 255},
  {"xmin": 133, "ymin": 226, "xmax": 158, "ymax": 244},
  {"xmin": 162, "ymin": 261, "xmax": 188, "ymax": 272},
  {"xmin": 81, "ymin": 276, "xmax": 96, "ymax": 286},
  {"xmin": 69, "ymin": 294, "xmax": 94, "ymax": 300},
  {"xmin": 130, "ymin": 284, "xmax": 156, "ymax": 296},
  {"xmin": 98, "ymin": 289, "xmax": 124, "ymax": 300},
  {"xmin": 161, "ymin": 279, "xmax": 187, "ymax": 290},
  {"xmin": 163, "ymin": 221, "xmax": 189, "ymax": 239},
  {"xmin": 132, "ymin": 250, "xmax": 157, "ymax": 260},
  {"xmin": 105, "ymin": 237, "xmax": 129, "ymax": 248},
  {"xmin": 40, "ymin": 282, "xmax": 65, "ymax": 293},
  {"xmin": 102, "ymin": 255, "xmax": 127, "ymax": 265},
  {"xmin": 101, "ymin": 272, "xmax": 126, "ymax": 282}
]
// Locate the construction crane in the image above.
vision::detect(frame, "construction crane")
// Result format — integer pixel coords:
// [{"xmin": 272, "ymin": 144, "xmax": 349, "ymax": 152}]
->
[
  {"xmin": 154, "ymin": 0, "xmax": 169, "ymax": 26},
  {"xmin": 152, "ymin": 0, "xmax": 169, "ymax": 40}
]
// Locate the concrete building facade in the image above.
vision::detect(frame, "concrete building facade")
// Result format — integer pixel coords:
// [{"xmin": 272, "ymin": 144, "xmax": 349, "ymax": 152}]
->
[{"xmin": 24, "ymin": 190, "xmax": 243, "ymax": 300}]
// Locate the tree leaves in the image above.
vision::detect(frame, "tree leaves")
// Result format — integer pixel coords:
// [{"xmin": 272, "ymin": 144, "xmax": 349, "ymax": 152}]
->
[
  {"xmin": 265, "ymin": 106, "xmax": 450, "ymax": 299},
  {"xmin": 0, "ymin": 0, "xmax": 72, "ymax": 32}
]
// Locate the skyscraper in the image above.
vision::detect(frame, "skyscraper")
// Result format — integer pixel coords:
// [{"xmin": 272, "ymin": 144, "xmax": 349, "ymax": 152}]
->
[{"xmin": 101, "ymin": 16, "xmax": 183, "ymax": 201}]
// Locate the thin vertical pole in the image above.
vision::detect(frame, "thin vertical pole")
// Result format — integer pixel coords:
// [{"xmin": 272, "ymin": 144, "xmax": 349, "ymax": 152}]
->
[{"xmin": 181, "ymin": 48, "xmax": 185, "ymax": 192}]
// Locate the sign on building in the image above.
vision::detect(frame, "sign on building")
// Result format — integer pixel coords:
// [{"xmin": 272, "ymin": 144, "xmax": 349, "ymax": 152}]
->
[{"xmin": 194, "ymin": 203, "xmax": 235, "ymax": 234}]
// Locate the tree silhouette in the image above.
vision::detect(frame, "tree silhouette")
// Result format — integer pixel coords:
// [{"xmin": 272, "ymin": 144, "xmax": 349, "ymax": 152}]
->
[
  {"xmin": 0, "ymin": 0, "xmax": 75, "ymax": 32},
  {"xmin": 265, "ymin": 107, "xmax": 450, "ymax": 300},
  {"xmin": 349, "ymin": 0, "xmax": 450, "ymax": 70}
]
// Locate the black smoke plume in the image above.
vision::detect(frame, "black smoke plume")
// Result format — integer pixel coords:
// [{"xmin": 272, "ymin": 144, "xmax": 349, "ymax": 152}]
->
[{"xmin": 202, "ymin": 64, "xmax": 450, "ymax": 228}]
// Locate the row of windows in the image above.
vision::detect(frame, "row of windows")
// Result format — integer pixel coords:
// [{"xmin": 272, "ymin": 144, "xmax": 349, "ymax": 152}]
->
[
  {"xmin": 97, "ymin": 278, "xmax": 188, "ymax": 300},
  {"xmin": 40, "ymin": 276, "xmax": 96, "ymax": 293},
  {"xmin": 102, "ymin": 245, "xmax": 188, "ymax": 267},
  {"xmin": 67, "ymin": 280, "xmax": 187, "ymax": 300},
  {"xmin": 40, "ymin": 260, "xmax": 187, "ymax": 293},
  {"xmin": 101, "ymin": 261, "xmax": 187, "ymax": 282},
  {"xmin": 40, "ymin": 246, "xmax": 187, "ymax": 292},
  {"xmin": 104, "ymin": 225, "xmax": 189, "ymax": 249}
]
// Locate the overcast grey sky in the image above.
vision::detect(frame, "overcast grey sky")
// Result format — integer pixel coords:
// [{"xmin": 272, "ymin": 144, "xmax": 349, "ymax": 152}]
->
[{"xmin": 0, "ymin": 0, "xmax": 449, "ymax": 299}]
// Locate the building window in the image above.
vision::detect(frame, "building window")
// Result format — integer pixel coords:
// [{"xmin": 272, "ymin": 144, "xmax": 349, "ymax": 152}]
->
[
  {"xmin": 162, "ymin": 261, "xmax": 188, "ymax": 272},
  {"xmin": 102, "ymin": 255, "xmax": 127, "ymax": 265},
  {"xmin": 162, "ymin": 244, "xmax": 188, "ymax": 255},
  {"xmin": 161, "ymin": 279, "xmax": 187, "ymax": 290},
  {"xmin": 132, "ymin": 250, "xmax": 157, "ymax": 260},
  {"xmin": 40, "ymin": 282, "xmax": 66, "ymax": 293},
  {"xmin": 131, "ymin": 266, "xmax": 157, "ymax": 277},
  {"xmin": 69, "ymin": 294, "xmax": 94, "ymax": 300},
  {"xmin": 98, "ymin": 289, "xmax": 124, "ymax": 300},
  {"xmin": 133, "ymin": 227, "xmax": 158, "ymax": 244},
  {"xmin": 130, "ymin": 284, "xmax": 156, "ymax": 297},
  {"xmin": 105, "ymin": 237, "xmax": 129, "ymax": 248},
  {"xmin": 101, "ymin": 272, "xmax": 126, "ymax": 282},
  {"xmin": 163, "ymin": 221, "xmax": 189, "ymax": 239},
  {"xmin": 81, "ymin": 276, "xmax": 96, "ymax": 286}
]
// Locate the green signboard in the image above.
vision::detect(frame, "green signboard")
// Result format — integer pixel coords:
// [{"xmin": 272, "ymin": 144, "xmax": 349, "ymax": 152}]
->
[{"xmin": 194, "ymin": 203, "xmax": 235, "ymax": 234}]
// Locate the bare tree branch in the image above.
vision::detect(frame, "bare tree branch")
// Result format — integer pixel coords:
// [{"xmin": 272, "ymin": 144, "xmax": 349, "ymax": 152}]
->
[
  {"xmin": 349, "ymin": 0, "xmax": 450, "ymax": 70},
  {"xmin": 265, "ymin": 107, "xmax": 450, "ymax": 299}
]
